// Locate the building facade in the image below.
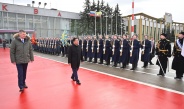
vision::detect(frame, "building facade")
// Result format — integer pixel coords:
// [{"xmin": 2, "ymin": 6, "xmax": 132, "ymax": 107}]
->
[
  {"xmin": 123, "ymin": 13, "xmax": 184, "ymax": 41},
  {"xmin": 0, "ymin": 2, "xmax": 80, "ymax": 40}
]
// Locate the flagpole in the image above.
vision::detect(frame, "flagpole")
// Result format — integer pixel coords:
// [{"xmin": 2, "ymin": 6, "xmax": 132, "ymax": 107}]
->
[
  {"xmin": 95, "ymin": 11, "xmax": 96, "ymax": 36},
  {"xmin": 131, "ymin": 0, "xmax": 134, "ymax": 36},
  {"xmin": 100, "ymin": 16, "xmax": 102, "ymax": 35}
]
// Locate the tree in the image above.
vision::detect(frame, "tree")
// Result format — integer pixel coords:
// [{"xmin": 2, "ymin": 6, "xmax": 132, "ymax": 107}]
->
[
  {"xmin": 78, "ymin": 0, "xmax": 125, "ymax": 36},
  {"xmin": 78, "ymin": 0, "xmax": 91, "ymax": 35}
]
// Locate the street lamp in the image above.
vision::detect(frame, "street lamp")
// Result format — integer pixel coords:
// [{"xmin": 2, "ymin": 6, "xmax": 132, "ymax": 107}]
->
[
  {"xmin": 101, "ymin": 11, "xmax": 108, "ymax": 36},
  {"xmin": 44, "ymin": 3, "xmax": 47, "ymax": 8},
  {"xmin": 32, "ymin": 1, "xmax": 35, "ymax": 7},
  {"xmin": 38, "ymin": 2, "xmax": 41, "ymax": 8},
  {"xmin": 109, "ymin": 14, "xmax": 114, "ymax": 36}
]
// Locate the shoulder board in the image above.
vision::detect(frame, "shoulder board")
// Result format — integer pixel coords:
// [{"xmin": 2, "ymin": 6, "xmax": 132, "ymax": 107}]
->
[{"xmin": 166, "ymin": 39, "xmax": 170, "ymax": 42}]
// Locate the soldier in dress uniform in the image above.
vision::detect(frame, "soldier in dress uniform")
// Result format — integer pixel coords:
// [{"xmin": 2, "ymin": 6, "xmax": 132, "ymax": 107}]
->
[
  {"xmin": 60, "ymin": 39, "xmax": 65, "ymax": 57},
  {"xmin": 141, "ymin": 35, "xmax": 151, "ymax": 68},
  {"xmin": 156, "ymin": 33, "xmax": 171, "ymax": 76},
  {"xmin": 93, "ymin": 36, "xmax": 98, "ymax": 63},
  {"xmin": 104, "ymin": 35, "xmax": 112, "ymax": 65},
  {"xmin": 98, "ymin": 35, "xmax": 104, "ymax": 64},
  {"xmin": 149, "ymin": 37, "xmax": 155, "ymax": 65},
  {"xmin": 87, "ymin": 36, "xmax": 93, "ymax": 62},
  {"xmin": 172, "ymin": 32, "xmax": 184, "ymax": 80},
  {"xmin": 2, "ymin": 38, "xmax": 6, "ymax": 49},
  {"xmin": 112, "ymin": 35, "xmax": 121, "ymax": 67},
  {"xmin": 130, "ymin": 34, "xmax": 141, "ymax": 70},
  {"xmin": 43, "ymin": 38, "xmax": 46, "ymax": 53},
  {"xmin": 82, "ymin": 37, "xmax": 88, "ymax": 61},
  {"xmin": 56, "ymin": 38, "xmax": 61, "ymax": 56},
  {"xmin": 126, "ymin": 35, "xmax": 131, "ymax": 65},
  {"xmin": 121, "ymin": 35, "xmax": 130, "ymax": 68}
]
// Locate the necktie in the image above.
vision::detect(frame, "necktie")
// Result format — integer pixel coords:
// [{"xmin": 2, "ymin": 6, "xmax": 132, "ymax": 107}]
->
[{"xmin": 22, "ymin": 39, "xmax": 24, "ymax": 43}]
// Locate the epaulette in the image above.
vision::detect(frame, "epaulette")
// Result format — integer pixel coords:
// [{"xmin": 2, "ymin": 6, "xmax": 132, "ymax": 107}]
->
[{"xmin": 166, "ymin": 39, "xmax": 170, "ymax": 42}]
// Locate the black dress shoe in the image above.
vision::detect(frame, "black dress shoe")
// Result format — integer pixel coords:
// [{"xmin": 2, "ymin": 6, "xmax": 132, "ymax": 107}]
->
[
  {"xmin": 150, "ymin": 63, "xmax": 154, "ymax": 65},
  {"xmin": 112, "ymin": 65, "xmax": 117, "ymax": 67},
  {"xmin": 157, "ymin": 74, "xmax": 165, "ymax": 77},
  {"xmin": 130, "ymin": 68, "xmax": 135, "ymax": 70},
  {"xmin": 174, "ymin": 77, "xmax": 182, "ymax": 80},
  {"xmin": 71, "ymin": 77, "xmax": 76, "ymax": 81},
  {"xmin": 76, "ymin": 81, "xmax": 81, "ymax": 85},
  {"xmin": 24, "ymin": 84, "xmax": 28, "ymax": 88},
  {"xmin": 19, "ymin": 88, "xmax": 24, "ymax": 92}
]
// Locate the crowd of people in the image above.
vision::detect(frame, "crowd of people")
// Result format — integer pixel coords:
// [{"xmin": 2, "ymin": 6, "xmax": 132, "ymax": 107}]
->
[{"xmin": 31, "ymin": 32, "xmax": 184, "ymax": 80}]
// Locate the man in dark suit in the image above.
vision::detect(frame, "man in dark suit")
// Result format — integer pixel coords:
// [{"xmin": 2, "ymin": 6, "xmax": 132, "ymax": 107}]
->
[{"xmin": 68, "ymin": 38, "xmax": 83, "ymax": 85}]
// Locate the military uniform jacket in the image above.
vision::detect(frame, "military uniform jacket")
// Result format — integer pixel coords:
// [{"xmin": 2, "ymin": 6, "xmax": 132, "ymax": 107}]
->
[
  {"xmin": 130, "ymin": 39, "xmax": 140, "ymax": 64},
  {"xmin": 121, "ymin": 39, "xmax": 130, "ymax": 63},
  {"xmin": 172, "ymin": 38, "xmax": 184, "ymax": 71},
  {"xmin": 141, "ymin": 39, "xmax": 151, "ymax": 62},
  {"xmin": 82, "ymin": 40, "xmax": 87, "ymax": 55},
  {"xmin": 156, "ymin": 39, "xmax": 171, "ymax": 67}
]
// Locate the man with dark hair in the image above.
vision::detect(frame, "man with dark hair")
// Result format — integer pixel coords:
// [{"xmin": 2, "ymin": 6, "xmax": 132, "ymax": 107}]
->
[
  {"xmin": 68, "ymin": 37, "xmax": 83, "ymax": 85},
  {"xmin": 130, "ymin": 34, "xmax": 140, "ymax": 70},
  {"xmin": 141, "ymin": 35, "xmax": 151, "ymax": 68},
  {"xmin": 149, "ymin": 37, "xmax": 155, "ymax": 65},
  {"xmin": 156, "ymin": 33, "xmax": 171, "ymax": 76},
  {"xmin": 172, "ymin": 32, "xmax": 184, "ymax": 80},
  {"xmin": 10, "ymin": 30, "xmax": 34, "ymax": 92}
]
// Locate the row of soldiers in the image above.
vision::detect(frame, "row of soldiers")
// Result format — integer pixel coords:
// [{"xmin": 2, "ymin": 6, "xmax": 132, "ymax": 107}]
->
[
  {"xmin": 32, "ymin": 38, "xmax": 72, "ymax": 56},
  {"xmin": 31, "ymin": 32, "xmax": 184, "ymax": 80},
  {"xmin": 79, "ymin": 34, "xmax": 155, "ymax": 70},
  {"xmin": 78, "ymin": 33, "xmax": 184, "ymax": 80}
]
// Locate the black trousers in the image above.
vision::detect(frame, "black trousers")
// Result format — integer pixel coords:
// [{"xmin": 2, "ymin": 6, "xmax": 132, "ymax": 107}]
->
[
  {"xmin": 159, "ymin": 66, "xmax": 167, "ymax": 75},
  {"xmin": 144, "ymin": 62, "xmax": 148, "ymax": 67},
  {"xmin": 71, "ymin": 68, "xmax": 79, "ymax": 82},
  {"xmin": 16, "ymin": 63, "xmax": 28, "ymax": 89},
  {"xmin": 176, "ymin": 70, "xmax": 184, "ymax": 78}
]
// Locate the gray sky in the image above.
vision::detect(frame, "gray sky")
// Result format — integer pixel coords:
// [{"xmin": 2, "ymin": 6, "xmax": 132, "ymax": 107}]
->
[{"xmin": 1, "ymin": 0, "xmax": 183, "ymax": 22}]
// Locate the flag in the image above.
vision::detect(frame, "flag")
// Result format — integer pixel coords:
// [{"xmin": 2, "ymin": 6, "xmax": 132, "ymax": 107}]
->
[
  {"xmin": 89, "ymin": 11, "xmax": 96, "ymax": 16},
  {"xmin": 89, "ymin": 11, "xmax": 102, "ymax": 17},
  {"xmin": 61, "ymin": 30, "xmax": 68, "ymax": 46},
  {"xmin": 96, "ymin": 11, "xmax": 102, "ymax": 17},
  {"xmin": 31, "ymin": 32, "xmax": 36, "ymax": 45},
  {"xmin": 181, "ymin": 39, "xmax": 184, "ymax": 57}
]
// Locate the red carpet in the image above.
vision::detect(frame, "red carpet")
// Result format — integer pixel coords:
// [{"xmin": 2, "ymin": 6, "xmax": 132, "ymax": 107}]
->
[{"xmin": 0, "ymin": 48, "xmax": 184, "ymax": 109}]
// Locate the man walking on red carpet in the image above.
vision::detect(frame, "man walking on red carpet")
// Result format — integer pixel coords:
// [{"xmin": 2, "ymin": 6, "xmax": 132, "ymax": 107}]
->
[
  {"xmin": 10, "ymin": 30, "xmax": 34, "ymax": 92},
  {"xmin": 68, "ymin": 38, "xmax": 83, "ymax": 85}
]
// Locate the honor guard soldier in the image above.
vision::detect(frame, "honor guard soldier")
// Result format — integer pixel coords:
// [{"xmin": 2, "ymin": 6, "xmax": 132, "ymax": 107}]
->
[
  {"xmin": 130, "ymin": 34, "xmax": 141, "ymax": 70},
  {"xmin": 82, "ymin": 37, "xmax": 87, "ymax": 61},
  {"xmin": 172, "ymin": 32, "xmax": 184, "ymax": 80},
  {"xmin": 149, "ymin": 37, "xmax": 155, "ymax": 65},
  {"xmin": 141, "ymin": 35, "xmax": 151, "ymax": 68},
  {"xmin": 156, "ymin": 33, "xmax": 171, "ymax": 76},
  {"xmin": 126, "ymin": 35, "xmax": 131, "ymax": 65},
  {"xmin": 87, "ymin": 36, "xmax": 93, "ymax": 62},
  {"xmin": 56, "ymin": 38, "xmax": 61, "ymax": 56},
  {"xmin": 93, "ymin": 36, "xmax": 98, "ymax": 63},
  {"xmin": 98, "ymin": 35, "xmax": 104, "ymax": 64},
  {"xmin": 79, "ymin": 37, "xmax": 83, "ymax": 58},
  {"xmin": 121, "ymin": 35, "xmax": 130, "ymax": 68},
  {"xmin": 112, "ymin": 35, "xmax": 121, "ymax": 67},
  {"xmin": 104, "ymin": 35, "xmax": 112, "ymax": 66}
]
